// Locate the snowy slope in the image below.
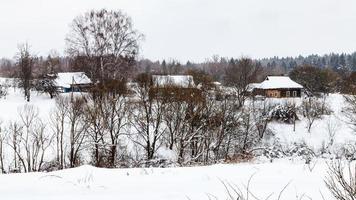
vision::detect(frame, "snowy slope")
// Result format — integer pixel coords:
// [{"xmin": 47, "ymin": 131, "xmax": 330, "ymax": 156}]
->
[
  {"xmin": 267, "ymin": 94, "xmax": 355, "ymax": 155},
  {"xmin": 0, "ymin": 87, "xmax": 55, "ymax": 122},
  {"xmin": 0, "ymin": 159, "xmax": 335, "ymax": 200}
]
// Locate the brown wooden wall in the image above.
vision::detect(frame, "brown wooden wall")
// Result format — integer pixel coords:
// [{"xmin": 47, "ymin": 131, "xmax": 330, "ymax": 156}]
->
[
  {"xmin": 253, "ymin": 88, "xmax": 302, "ymax": 98},
  {"xmin": 266, "ymin": 88, "xmax": 301, "ymax": 98}
]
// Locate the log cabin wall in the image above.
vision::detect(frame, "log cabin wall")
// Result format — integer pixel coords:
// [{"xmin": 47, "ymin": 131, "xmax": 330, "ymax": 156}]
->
[
  {"xmin": 264, "ymin": 88, "xmax": 302, "ymax": 98},
  {"xmin": 266, "ymin": 90, "xmax": 281, "ymax": 98}
]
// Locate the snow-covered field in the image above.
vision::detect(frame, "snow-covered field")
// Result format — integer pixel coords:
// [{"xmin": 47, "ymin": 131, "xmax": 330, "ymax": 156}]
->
[{"xmin": 0, "ymin": 159, "xmax": 335, "ymax": 200}]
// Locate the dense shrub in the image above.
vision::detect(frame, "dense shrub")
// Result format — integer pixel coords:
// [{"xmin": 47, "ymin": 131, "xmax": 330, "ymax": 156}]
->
[
  {"xmin": 0, "ymin": 84, "xmax": 8, "ymax": 99},
  {"xmin": 269, "ymin": 104, "xmax": 298, "ymax": 124}
]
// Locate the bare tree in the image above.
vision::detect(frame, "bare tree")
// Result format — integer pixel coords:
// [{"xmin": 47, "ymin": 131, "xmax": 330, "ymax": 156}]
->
[
  {"xmin": 224, "ymin": 58, "xmax": 261, "ymax": 107},
  {"xmin": 205, "ymin": 98, "xmax": 240, "ymax": 162},
  {"xmin": 0, "ymin": 121, "xmax": 5, "ymax": 173},
  {"xmin": 325, "ymin": 162, "xmax": 356, "ymax": 200},
  {"xmin": 18, "ymin": 104, "xmax": 39, "ymax": 172},
  {"xmin": 50, "ymin": 96, "xmax": 67, "ymax": 169},
  {"xmin": 84, "ymin": 98, "xmax": 107, "ymax": 167},
  {"xmin": 239, "ymin": 106, "xmax": 258, "ymax": 154},
  {"xmin": 324, "ymin": 117, "xmax": 339, "ymax": 151},
  {"xmin": 163, "ymin": 100, "xmax": 187, "ymax": 151},
  {"xmin": 7, "ymin": 121, "xmax": 22, "ymax": 172},
  {"xmin": 251, "ymin": 99, "xmax": 271, "ymax": 139},
  {"xmin": 105, "ymin": 95, "xmax": 129, "ymax": 167},
  {"xmin": 301, "ymin": 97, "xmax": 326, "ymax": 133},
  {"xmin": 84, "ymin": 94, "xmax": 129, "ymax": 167},
  {"xmin": 66, "ymin": 96, "xmax": 87, "ymax": 168},
  {"xmin": 160, "ymin": 87, "xmax": 208, "ymax": 163},
  {"xmin": 129, "ymin": 73, "xmax": 166, "ymax": 160},
  {"xmin": 31, "ymin": 120, "xmax": 53, "ymax": 171},
  {"xmin": 66, "ymin": 9, "xmax": 143, "ymax": 84},
  {"xmin": 344, "ymin": 95, "xmax": 356, "ymax": 132},
  {"xmin": 6, "ymin": 105, "xmax": 53, "ymax": 172}
]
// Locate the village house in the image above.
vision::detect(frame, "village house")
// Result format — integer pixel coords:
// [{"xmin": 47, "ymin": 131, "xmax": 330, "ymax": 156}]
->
[
  {"xmin": 152, "ymin": 75, "xmax": 195, "ymax": 88},
  {"xmin": 55, "ymin": 72, "xmax": 92, "ymax": 93},
  {"xmin": 150, "ymin": 75, "xmax": 203, "ymax": 102},
  {"xmin": 248, "ymin": 76, "xmax": 303, "ymax": 98}
]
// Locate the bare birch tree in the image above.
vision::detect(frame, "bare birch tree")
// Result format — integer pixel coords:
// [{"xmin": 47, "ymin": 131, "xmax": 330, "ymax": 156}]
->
[
  {"xmin": 50, "ymin": 96, "xmax": 67, "ymax": 169},
  {"xmin": 0, "ymin": 121, "xmax": 5, "ymax": 173},
  {"xmin": 66, "ymin": 9, "xmax": 143, "ymax": 85}
]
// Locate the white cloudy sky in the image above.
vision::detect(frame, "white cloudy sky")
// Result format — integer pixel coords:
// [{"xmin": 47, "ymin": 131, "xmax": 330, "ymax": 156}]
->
[{"xmin": 0, "ymin": 0, "xmax": 356, "ymax": 62}]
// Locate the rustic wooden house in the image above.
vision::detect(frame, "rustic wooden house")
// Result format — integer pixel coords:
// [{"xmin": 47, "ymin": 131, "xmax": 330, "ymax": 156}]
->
[
  {"xmin": 151, "ymin": 75, "xmax": 203, "ymax": 102},
  {"xmin": 249, "ymin": 76, "xmax": 303, "ymax": 98},
  {"xmin": 152, "ymin": 75, "xmax": 195, "ymax": 88},
  {"xmin": 55, "ymin": 72, "xmax": 92, "ymax": 93}
]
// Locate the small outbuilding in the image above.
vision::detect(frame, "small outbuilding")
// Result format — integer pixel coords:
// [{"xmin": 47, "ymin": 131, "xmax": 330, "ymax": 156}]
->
[{"xmin": 249, "ymin": 76, "xmax": 303, "ymax": 98}]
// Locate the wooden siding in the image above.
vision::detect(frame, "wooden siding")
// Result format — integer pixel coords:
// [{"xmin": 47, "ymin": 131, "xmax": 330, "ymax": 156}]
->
[
  {"xmin": 252, "ymin": 88, "xmax": 302, "ymax": 98},
  {"xmin": 266, "ymin": 88, "xmax": 302, "ymax": 98}
]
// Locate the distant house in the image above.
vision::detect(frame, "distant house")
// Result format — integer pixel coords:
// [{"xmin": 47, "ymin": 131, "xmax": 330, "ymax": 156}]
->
[
  {"xmin": 249, "ymin": 76, "xmax": 303, "ymax": 98},
  {"xmin": 150, "ymin": 75, "xmax": 202, "ymax": 102},
  {"xmin": 55, "ymin": 72, "xmax": 92, "ymax": 93},
  {"xmin": 152, "ymin": 75, "xmax": 195, "ymax": 88}
]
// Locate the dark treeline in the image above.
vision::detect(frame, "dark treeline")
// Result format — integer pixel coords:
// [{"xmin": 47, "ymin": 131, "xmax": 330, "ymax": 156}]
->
[
  {"xmin": 2, "ymin": 52, "xmax": 356, "ymax": 79},
  {"xmin": 260, "ymin": 53, "xmax": 356, "ymax": 71}
]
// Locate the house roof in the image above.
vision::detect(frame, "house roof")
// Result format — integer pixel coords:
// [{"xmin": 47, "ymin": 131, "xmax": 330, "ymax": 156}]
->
[
  {"xmin": 152, "ymin": 75, "xmax": 195, "ymax": 88},
  {"xmin": 246, "ymin": 83, "xmax": 261, "ymax": 92},
  {"xmin": 55, "ymin": 72, "xmax": 92, "ymax": 88},
  {"xmin": 255, "ymin": 76, "xmax": 303, "ymax": 90}
]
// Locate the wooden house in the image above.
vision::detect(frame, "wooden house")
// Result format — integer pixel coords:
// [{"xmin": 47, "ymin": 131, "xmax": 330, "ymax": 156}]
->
[
  {"xmin": 55, "ymin": 72, "xmax": 92, "ymax": 93},
  {"xmin": 249, "ymin": 76, "xmax": 303, "ymax": 98},
  {"xmin": 150, "ymin": 75, "xmax": 203, "ymax": 102}
]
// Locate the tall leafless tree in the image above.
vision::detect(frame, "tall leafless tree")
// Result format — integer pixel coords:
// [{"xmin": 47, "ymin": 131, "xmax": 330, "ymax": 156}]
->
[
  {"xmin": 50, "ymin": 96, "xmax": 67, "ymax": 169},
  {"xmin": 129, "ymin": 73, "xmax": 166, "ymax": 160},
  {"xmin": 66, "ymin": 9, "xmax": 143, "ymax": 86},
  {"xmin": 0, "ymin": 121, "xmax": 5, "ymax": 173},
  {"xmin": 66, "ymin": 96, "xmax": 87, "ymax": 168},
  {"xmin": 224, "ymin": 58, "xmax": 261, "ymax": 107},
  {"xmin": 84, "ymin": 94, "xmax": 129, "ymax": 167}
]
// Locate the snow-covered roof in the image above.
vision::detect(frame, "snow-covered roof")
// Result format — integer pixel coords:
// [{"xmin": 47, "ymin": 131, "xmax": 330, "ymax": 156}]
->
[
  {"xmin": 213, "ymin": 82, "xmax": 222, "ymax": 86},
  {"xmin": 55, "ymin": 72, "xmax": 92, "ymax": 88},
  {"xmin": 247, "ymin": 83, "xmax": 261, "ymax": 92},
  {"xmin": 152, "ymin": 75, "xmax": 195, "ymax": 88},
  {"xmin": 257, "ymin": 76, "xmax": 303, "ymax": 89}
]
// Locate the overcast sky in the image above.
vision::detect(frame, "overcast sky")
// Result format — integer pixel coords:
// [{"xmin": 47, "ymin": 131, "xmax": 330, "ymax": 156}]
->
[{"xmin": 1, "ymin": 0, "xmax": 356, "ymax": 62}]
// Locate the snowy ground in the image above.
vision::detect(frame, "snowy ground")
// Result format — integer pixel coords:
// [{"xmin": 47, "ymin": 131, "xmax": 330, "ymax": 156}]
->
[
  {"xmin": 268, "ymin": 94, "xmax": 355, "ymax": 156},
  {"xmin": 0, "ymin": 159, "xmax": 335, "ymax": 200}
]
